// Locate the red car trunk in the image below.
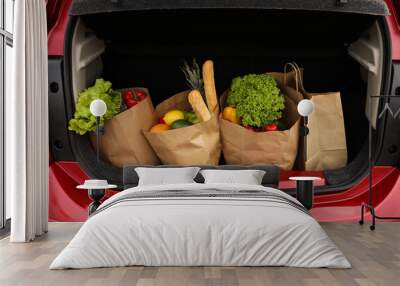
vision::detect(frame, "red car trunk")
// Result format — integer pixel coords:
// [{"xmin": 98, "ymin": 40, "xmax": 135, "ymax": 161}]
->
[{"xmin": 47, "ymin": 0, "xmax": 400, "ymax": 222}]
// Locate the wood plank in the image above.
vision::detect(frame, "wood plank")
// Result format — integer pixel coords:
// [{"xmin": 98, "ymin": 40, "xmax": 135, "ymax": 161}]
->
[{"xmin": 0, "ymin": 222, "xmax": 399, "ymax": 286}]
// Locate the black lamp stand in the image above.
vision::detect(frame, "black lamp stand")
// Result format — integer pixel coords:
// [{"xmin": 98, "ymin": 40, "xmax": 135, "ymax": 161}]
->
[
  {"xmin": 300, "ymin": 116, "xmax": 309, "ymax": 168},
  {"xmin": 94, "ymin": 116, "xmax": 105, "ymax": 163},
  {"xmin": 88, "ymin": 189, "xmax": 106, "ymax": 215},
  {"xmin": 359, "ymin": 95, "xmax": 400, "ymax": 230},
  {"xmin": 95, "ymin": 116, "xmax": 100, "ymax": 162}
]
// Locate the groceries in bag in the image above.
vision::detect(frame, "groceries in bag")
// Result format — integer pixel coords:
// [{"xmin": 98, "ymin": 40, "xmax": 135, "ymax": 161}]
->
[
  {"xmin": 144, "ymin": 59, "xmax": 221, "ymax": 165},
  {"xmin": 219, "ymin": 71, "xmax": 301, "ymax": 170},
  {"xmin": 69, "ymin": 79, "xmax": 159, "ymax": 167}
]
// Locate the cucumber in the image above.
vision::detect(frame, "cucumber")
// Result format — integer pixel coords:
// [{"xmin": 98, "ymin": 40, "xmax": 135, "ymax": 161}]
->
[{"xmin": 171, "ymin": 119, "xmax": 193, "ymax": 129}]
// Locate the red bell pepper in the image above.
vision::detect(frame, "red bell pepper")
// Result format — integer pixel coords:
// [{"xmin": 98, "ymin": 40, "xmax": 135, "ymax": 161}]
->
[
  {"xmin": 134, "ymin": 89, "xmax": 147, "ymax": 100},
  {"xmin": 122, "ymin": 89, "xmax": 147, "ymax": 109}
]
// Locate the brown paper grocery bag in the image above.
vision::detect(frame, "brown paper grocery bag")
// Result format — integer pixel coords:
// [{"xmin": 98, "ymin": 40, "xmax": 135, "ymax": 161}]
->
[
  {"xmin": 304, "ymin": 91, "xmax": 347, "ymax": 170},
  {"xmin": 284, "ymin": 63, "xmax": 347, "ymax": 171},
  {"xmin": 219, "ymin": 85, "xmax": 301, "ymax": 170},
  {"xmin": 144, "ymin": 91, "xmax": 221, "ymax": 165},
  {"xmin": 91, "ymin": 92, "xmax": 160, "ymax": 167}
]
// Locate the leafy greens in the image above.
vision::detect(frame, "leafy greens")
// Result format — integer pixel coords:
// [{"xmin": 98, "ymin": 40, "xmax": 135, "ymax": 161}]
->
[
  {"xmin": 68, "ymin": 79, "xmax": 121, "ymax": 135},
  {"xmin": 227, "ymin": 74, "xmax": 284, "ymax": 128}
]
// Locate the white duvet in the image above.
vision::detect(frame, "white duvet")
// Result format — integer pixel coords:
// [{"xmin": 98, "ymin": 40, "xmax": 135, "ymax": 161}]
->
[{"xmin": 50, "ymin": 183, "xmax": 351, "ymax": 269}]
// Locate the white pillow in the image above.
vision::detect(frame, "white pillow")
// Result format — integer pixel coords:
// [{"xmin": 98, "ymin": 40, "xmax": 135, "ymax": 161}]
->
[
  {"xmin": 135, "ymin": 167, "xmax": 200, "ymax": 186},
  {"xmin": 200, "ymin": 169, "xmax": 266, "ymax": 185}
]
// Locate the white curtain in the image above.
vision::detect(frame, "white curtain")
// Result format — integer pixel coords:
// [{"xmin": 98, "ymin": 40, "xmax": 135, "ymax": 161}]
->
[{"xmin": 8, "ymin": 0, "xmax": 48, "ymax": 242}]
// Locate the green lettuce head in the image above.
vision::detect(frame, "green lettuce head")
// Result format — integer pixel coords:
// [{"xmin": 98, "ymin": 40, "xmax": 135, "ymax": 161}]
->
[
  {"xmin": 227, "ymin": 74, "xmax": 284, "ymax": 128},
  {"xmin": 68, "ymin": 79, "xmax": 121, "ymax": 135}
]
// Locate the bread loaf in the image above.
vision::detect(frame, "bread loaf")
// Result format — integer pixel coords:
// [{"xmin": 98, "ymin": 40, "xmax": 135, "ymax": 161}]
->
[
  {"xmin": 202, "ymin": 60, "xmax": 219, "ymax": 116},
  {"xmin": 188, "ymin": 90, "xmax": 211, "ymax": 122}
]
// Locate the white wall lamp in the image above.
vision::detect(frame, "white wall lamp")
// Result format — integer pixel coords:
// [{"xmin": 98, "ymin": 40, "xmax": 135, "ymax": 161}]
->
[
  {"xmin": 297, "ymin": 99, "xmax": 315, "ymax": 163},
  {"xmin": 90, "ymin": 99, "xmax": 107, "ymax": 162}
]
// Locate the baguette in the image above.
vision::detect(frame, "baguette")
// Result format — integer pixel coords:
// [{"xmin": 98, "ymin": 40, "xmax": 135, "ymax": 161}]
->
[
  {"xmin": 202, "ymin": 60, "xmax": 219, "ymax": 116},
  {"xmin": 188, "ymin": 90, "xmax": 211, "ymax": 122}
]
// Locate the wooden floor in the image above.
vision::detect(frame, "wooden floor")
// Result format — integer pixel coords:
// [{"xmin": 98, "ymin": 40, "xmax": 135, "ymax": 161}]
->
[{"xmin": 0, "ymin": 222, "xmax": 399, "ymax": 286}]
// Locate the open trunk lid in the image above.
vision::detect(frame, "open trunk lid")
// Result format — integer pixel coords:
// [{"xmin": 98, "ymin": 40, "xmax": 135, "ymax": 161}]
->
[
  {"xmin": 57, "ymin": 0, "xmax": 393, "ymax": 191},
  {"xmin": 70, "ymin": 0, "xmax": 389, "ymax": 16}
]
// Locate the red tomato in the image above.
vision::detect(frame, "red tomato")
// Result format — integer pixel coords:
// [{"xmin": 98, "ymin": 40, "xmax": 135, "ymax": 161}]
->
[
  {"xmin": 264, "ymin": 123, "xmax": 279, "ymax": 132},
  {"xmin": 158, "ymin": 117, "xmax": 166, "ymax": 124}
]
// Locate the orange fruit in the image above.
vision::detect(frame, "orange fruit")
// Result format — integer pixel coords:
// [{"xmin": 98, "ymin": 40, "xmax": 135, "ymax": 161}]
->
[
  {"xmin": 149, "ymin": 123, "xmax": 170, "ymax": 133},
  {"xmin": 222, "ymin": 107, "xmax": 240, "ymax": 124}
]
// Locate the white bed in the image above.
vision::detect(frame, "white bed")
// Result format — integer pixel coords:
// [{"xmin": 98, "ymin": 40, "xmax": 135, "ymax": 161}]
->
[{"xmin": 50, "ymin": 183, "xmax": 351, "ymax": 269}]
